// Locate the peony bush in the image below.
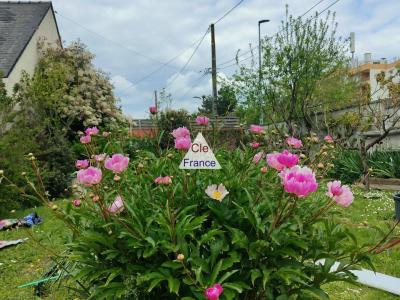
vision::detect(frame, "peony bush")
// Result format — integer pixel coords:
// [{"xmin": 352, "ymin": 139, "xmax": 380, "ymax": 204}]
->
[{"xmin": 3, "ymin": 126, "xmax": 397, "ymax": 299}]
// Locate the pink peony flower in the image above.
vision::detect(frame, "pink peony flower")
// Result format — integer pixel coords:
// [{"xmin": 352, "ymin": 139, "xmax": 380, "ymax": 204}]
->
[
  {"xmin": 286, "ymin": 137, "xmax": 303, "ymax": 149},
  {"xmin": 250, "ymin": 124, "xmax": 264, "ymax": 134},
  {"xmin": 276, "ymin": 150, "xmax": 299, "ymax": 168},
  {"xmin": 77, "ymin": 167, "xmax": 102, "ymax": 187},
  {"xmin": 149, "ymin": 106, "xmax": 157, "ymax": 114},
  {"xmin": 324, "ymin": 135, "xmax": 334, "ymax": 143},
  {"xmin": 80, "ymin": 134, "xmax": 91, "ymax": 144},
  {"xmin": 267, "ymin": 152, "xmax": 284, "ymax": 170},
  {"xmin": 75, "ymin": 159, "xmax": 89, "ymax": 169},
  {"xmin": 252, "ymin": 151, "xmax": 265, "ymax": 164},
  {"xmin": 175, "ymin": 137, "xmax": 191, "ymax": 150},
  {"xmin": 95, "ymin": 153, "xmax": 107, "ymax": 162},
  {"xmin": 267, "ymin": 150, "xmax": 299, "ymax": 170},
  {"xmin": 104, "ymin": 154, "xmax": 129, "ymax": 173},
  {"xmin": 196, "ymin": 116, "xmax": 209, "ymax": 126},
  {"xmin": 85, "ymin": 126, "xmax": 99, "ymax": 136},
  {"xmin": 154, "ymin": 176, "xmax": 172, "ymax": 185},
  {"xmin": 72, "ymin": 199, "xmax": 81, "ymax": 207},
  {"xmin": 327, "ymin": 181, "xmax": 353, "ymax": 207},
  {"xmin": 172, "ymin": 127, "xmax": 190, "ymax": 139},
  {"xmin": 108, "ymin": 195, "xmax": 124, "ymax": 214},
  {"xmin": 204, "ymin": 284, "xmax": 223, "ymax": 300},
  {"xmin": 279, "ymin": 165, "xmax": 318, "ymax": 198},
  {"xmin": 250, "ymin": 141, "xmax": 260, "ymax": 149}
]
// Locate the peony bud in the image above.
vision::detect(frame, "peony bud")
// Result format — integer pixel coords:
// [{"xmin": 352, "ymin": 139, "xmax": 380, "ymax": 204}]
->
[
  {"xmin": 317, "ymin": 163, "xmax": 324, "ymax": 169},
  {"xmin": 177, "ymin": 254, "xmax": 185, "ymax": 261},
  {"xmin": 167, "ymin": 153, "xmax": 173, "ymax": 158},
  {"xmin": 0, "ymin": 170, "xmax": 4, "ymax": 176},
  {"xmin": 138, "ymin": 163, "xmax": 144, "ymax": 168},
  {"xmin": 114, "ymin": 175, "xmax": 121, "ymax": 182},
  {"xmin": 260, "ymin": 166, "xmax": 268, "ymax": 173},
  {"xmin": 299, "ymin": 153, "xmax": 306, "ymax": 159},
  {"xmin": 21, "ymin": 172, "xmax": 27, "ymax": 176},
  {"xmin": 51, "ymin": 204, "xmax": 58, "ymax": 210}
]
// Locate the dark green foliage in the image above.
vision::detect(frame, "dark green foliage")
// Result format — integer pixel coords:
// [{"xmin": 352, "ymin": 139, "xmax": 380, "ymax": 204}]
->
[
  {"xmin": 0, "ymin": 41, "xmax": 122, "ymax": 213},
  {"xmin": 198, "ymin": 85, "xmax": 237, "ymax": 116},
  {"xmin": 329, "ymin": 149, "xmax": 400, "ymax": 183},
  {"xmin": 157, "ymin": 109, "xmax": 190, "ymax": 148},
  {"xmin": 56, "ymin": 134, "xmax": 374, "ymax": 299}
]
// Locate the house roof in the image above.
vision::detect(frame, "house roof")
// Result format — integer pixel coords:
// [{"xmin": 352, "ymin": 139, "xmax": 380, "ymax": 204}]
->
[{"xmin": 0, "ymin": 1, "xmax": 53, "ymax": 77}]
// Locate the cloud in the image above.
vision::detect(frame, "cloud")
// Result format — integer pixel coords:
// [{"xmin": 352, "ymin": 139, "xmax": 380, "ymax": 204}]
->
[{"xmin": 30, "ymin": 0, "xmax": 400, "ymax": 117}]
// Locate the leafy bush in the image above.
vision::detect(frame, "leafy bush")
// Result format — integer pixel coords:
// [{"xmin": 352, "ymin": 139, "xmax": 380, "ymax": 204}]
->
[
  {"xmin": 7, "ymin": 129, "xmax": 396, "ymax": 299},
  {"xmin": 329, "ymin": 149, "xmax": 363, "ymax": 184},
  {"xmin": 157, "ymin": 109, "xmax": 190, "ymax": 148},
  {"xmin": 329, "ymin": 149, "xmax": 400, "ymax": 183},
  {"xmin": 0, "ymin": 40, "xmax": 124, "ymax": 213}
]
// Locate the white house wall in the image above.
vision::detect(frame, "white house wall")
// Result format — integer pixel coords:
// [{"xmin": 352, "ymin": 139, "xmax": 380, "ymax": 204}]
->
[{"xmin": 3, "ymin": 8, "xmax": 60, "ymax": 95}]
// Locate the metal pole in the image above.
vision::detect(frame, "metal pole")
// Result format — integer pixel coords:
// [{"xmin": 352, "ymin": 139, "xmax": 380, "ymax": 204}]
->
[
  {"xmin": 211, "ymin": 23, "xmax": 217, "ymax": 116},
  {"xmin": 258, "ymin": 22, "xmax": 263, "ymax": 125},
  {"xmin": 258, "ymin": 20, "xmax": 269, "ymax": 125}
]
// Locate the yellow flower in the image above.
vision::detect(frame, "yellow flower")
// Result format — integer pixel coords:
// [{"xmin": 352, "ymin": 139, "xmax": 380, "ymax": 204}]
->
[{"xmin": 205, "ymin": 184, "xmax": 229, "ymax": 202}]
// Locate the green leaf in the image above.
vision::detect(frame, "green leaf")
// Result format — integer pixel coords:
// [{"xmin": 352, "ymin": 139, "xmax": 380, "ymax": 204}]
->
[
  {"xmin": 250, "ymin": 269, "xmax": 262, "ymax": 286},
  {"xmin": 167, "ymin": 277, "xmax": 180, "ymax": 295},
  {"xmin": 218, "ymin": 270, "xmax": 239, "ymax": 284}
]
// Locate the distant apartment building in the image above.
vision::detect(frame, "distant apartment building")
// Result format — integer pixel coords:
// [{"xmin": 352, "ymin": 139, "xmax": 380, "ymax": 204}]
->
[
  {"xmin": 351, "ymin": 54, "xmax": 400, "ymax": 150},
  {"xmin": 0, "ymin": 2, "xmax": 61, "ymax": 95},
  {"xmin": 353, "ymin": 53, "xmax": 400, "ymax": 101}
]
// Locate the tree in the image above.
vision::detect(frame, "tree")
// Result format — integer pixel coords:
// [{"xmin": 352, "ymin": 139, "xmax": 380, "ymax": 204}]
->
[
  {"xmin": 0, "ymin": 41, "xmax": 125, "ymax": 212},
  {"xmin": 355, "ymin": 68, "xmax": 400, "ymax": 189},
  {"xmin": 233, "ymin": 7, "xmax": 348, "ymax": 133},
  {"xmin": 198, "ymin": 84, "xmax": 237, "ymax": 116}
]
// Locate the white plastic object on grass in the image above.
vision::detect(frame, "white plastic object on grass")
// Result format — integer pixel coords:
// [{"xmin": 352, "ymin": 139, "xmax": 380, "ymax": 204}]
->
[{"xmin": 318, "ymin": 260, "xmax": 400, "ymax": 296}]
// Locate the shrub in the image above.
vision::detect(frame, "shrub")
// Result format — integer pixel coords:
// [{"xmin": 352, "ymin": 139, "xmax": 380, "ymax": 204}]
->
[
  {"xmin": 157, "ymin": 109, "xmax": 190, "ymax": 148},
  {"xmin": 0, "ymin": 40, "xmax": 124, "ymax": 212},
  {"xmin": 8, "ymin": 128, "xmax": 398, "ymax": 299},
  {"xmin": 329, "ymin": 149, "xmax": 400, "ymax": 183}
]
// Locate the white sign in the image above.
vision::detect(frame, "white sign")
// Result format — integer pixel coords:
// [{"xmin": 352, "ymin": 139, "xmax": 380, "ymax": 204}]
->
[{"xmin": 179, "ymin": 132, "xmax": 221, "ymax": 169}]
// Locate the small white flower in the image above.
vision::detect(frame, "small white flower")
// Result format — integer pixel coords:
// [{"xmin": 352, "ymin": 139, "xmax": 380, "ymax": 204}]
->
[{"xmin": 205, "ymin": 184, "xmax": 229, "ymax": 202}]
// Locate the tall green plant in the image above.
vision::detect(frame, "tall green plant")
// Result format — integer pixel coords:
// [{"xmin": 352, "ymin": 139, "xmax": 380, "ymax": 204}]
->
[{"xmin": 233, "ymin": 6, "xmax": 350, "ymax": 132}]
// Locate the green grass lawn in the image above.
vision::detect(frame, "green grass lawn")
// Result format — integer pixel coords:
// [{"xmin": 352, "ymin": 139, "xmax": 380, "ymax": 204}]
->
[
  {"xmin": 0, "ymin": 200, "xmax": 72, "ymax": 300},
  {"xmin": 0, "ymin": 189, "xmax": 399, "ymax": 299}
]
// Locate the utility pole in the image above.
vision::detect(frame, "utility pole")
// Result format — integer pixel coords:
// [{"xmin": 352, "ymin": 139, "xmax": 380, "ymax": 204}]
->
[
  {"xmin": 258, "ymin": 19, "xmax": 269, "ymax": 125},
  {"xmin": 210, "ymin": 23, "xmax": 217, "ymax": 116},
  {"xmin": 154, "ymin": 90, "xmax": 158, "ymax": 111}
]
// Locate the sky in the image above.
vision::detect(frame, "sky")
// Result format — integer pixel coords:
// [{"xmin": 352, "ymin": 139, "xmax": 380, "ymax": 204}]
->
[{"xmin": 41, "ymin": 0, "xmax": 400, "ymax": 118}]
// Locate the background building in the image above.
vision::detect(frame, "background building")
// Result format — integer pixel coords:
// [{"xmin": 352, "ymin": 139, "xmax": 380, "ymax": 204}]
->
[{"xmin": 0, "ymin": 1, "xmax": 61, "ymax": 95}]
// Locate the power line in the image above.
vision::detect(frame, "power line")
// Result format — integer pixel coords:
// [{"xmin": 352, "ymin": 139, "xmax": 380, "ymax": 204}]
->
[
  {"xmin": 217, "ymin": 46, "xmax": 255, "ymax": 67},
  {"xmin": 126, "ymin": 34, "xmax": 210, "ymax": 89},
  {"xmin": 318, "ymin": 0, "xmax": 341, "ymax": 15},
  {"xmin": 214, "ymin": 0, "xmax": 245, "ymax": 24},
  {"xmin": 215, "ymin": 0, "xmax": 340, "ymax": 70},
  {"xmin": 164, "ymin": 27, "xmax": 210, "ymax": 89},
  {"xmin": 177, "ymin": 73, "xmax": 209, "ymax": 100},
  {"xmin": 218, "ymin": 54, "xmax": 254, "ymax": 70},
  {"xmin": 164, "ymin": 0, "xmax": 248, "ymax": 91},
  {"xmin": 300, "ymin": 0, "xmax": 327, "ymax": 17},
  {"xmin": 54, "ymin": 11, "xmax": 180, "ymax": 70}
]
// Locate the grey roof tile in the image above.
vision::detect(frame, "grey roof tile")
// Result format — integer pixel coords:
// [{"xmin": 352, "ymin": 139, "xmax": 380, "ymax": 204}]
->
[{"xmin": 0, "ymin": 1, "xmax": 51, "ymax": 77}]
